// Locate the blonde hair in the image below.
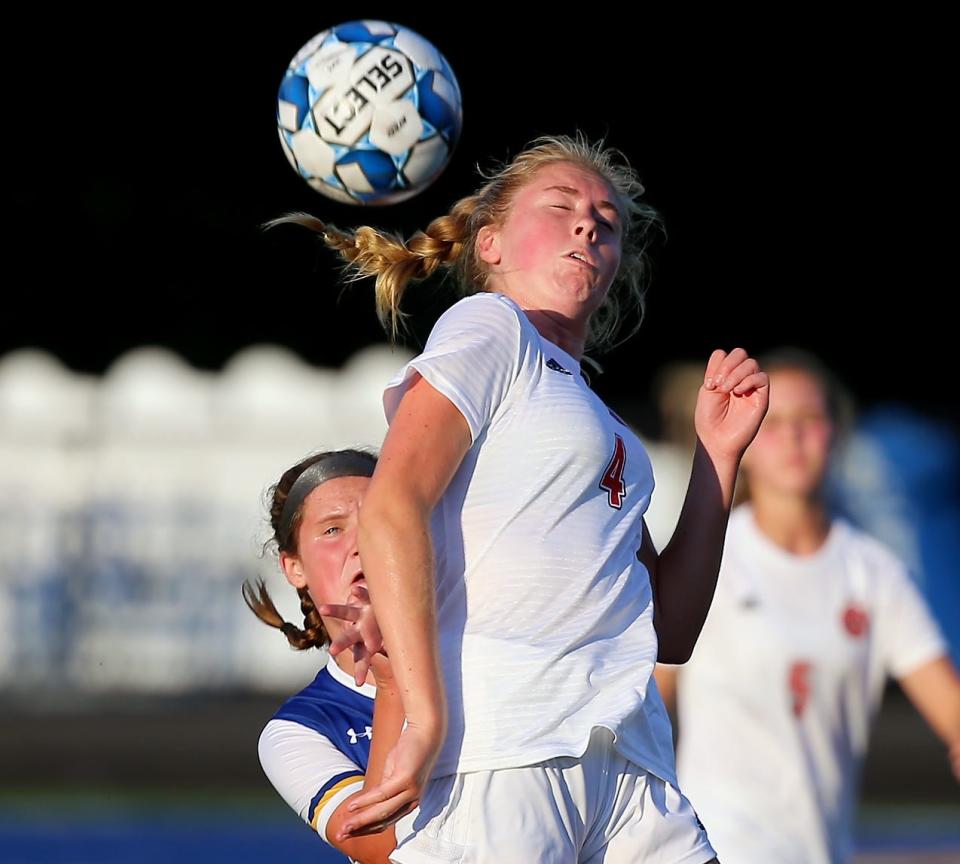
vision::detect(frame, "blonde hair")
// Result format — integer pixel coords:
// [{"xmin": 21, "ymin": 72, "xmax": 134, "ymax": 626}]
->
[{"xmin": 266, "ymin": 132, "xmax": 662, "ymax": 352}]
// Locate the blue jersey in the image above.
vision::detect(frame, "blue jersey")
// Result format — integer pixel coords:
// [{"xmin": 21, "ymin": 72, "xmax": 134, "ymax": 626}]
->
[
  {"xmin": 260, "ymin": 657, "xmax": 376, "ymax": 840},
  {"xmin": 274, "ymin": 663, "xmax": 375, "ymax": 769}
]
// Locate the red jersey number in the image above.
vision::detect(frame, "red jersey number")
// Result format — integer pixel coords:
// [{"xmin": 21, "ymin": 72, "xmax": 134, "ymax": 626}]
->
[
  {"xmin": 788, "ymin": 660, "xmax": 813, "ymax": 718},
  {"xmin": 600, "ymin": 435, "xmax": 627, "ymax": 509}
]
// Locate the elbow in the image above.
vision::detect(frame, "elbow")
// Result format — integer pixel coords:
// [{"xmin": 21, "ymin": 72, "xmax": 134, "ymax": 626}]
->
[
  {"xmin": 653, "ymin": 603, "xmax": 700, "ymax": 664},
  {"xmin": 654, "ymin": 623, "xmax": 695, "ymax": 665},
  {"xmin": 354, "ymin": 851, "xmax": 394, "ymax": 864},
  {"xmin": 657, "ymin": 644, "xmax": 694, "ymax": 665}
]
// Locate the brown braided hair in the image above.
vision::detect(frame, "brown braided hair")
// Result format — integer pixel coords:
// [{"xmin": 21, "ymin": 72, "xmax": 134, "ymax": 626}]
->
[
  {"xmin": 265, "ymin": 131, "xmax": 661, "ymax": 352},
  {"xmin": 242, "ymin": 449, "xmax": 377, "ymax": 650}
]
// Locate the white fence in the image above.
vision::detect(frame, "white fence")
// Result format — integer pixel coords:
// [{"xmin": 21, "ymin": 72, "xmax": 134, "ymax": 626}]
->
[{"xmin": 0, "ymin": 344, "xmax": 412, "ymax": 694}]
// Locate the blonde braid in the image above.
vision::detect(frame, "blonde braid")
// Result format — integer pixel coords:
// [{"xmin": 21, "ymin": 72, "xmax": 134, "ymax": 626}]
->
[
  {"xmin": 265, "ymin": 196, "xmax": 484, "ymax": 340},
  {"xmin": 266, "ymin": 131, "xmax": 662, "ymax": 353}
]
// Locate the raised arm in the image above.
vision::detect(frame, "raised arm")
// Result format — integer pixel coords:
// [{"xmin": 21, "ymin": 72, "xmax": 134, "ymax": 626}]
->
[{"xmin": 641, "ymin": 348, "xmax": 768, "ymax": 663}]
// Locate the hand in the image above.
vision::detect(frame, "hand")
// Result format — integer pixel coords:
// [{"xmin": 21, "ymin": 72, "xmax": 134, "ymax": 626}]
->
[
  {"xmin": 319, "ymin": 585, "xmax": 384, "ymax": 686},
  {"xmin": 695, "ymin": 348, "xmax": 769, "ymax": 464},
  {"xmin": 368, "ymin": 651, "xmax": 396, "ymax": 691},
  {"xmin": 337, "ymin": 721, "xmax": 443, "ymax": 840}
]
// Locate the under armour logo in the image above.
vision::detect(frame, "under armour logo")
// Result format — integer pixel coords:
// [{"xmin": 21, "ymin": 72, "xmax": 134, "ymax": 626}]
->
[{"xmin": 347, "ymin": 726, "xmax": 373, "ymax": 744}]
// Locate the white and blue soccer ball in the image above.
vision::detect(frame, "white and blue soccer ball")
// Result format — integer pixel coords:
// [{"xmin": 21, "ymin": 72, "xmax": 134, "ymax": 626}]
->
[{"xmin": 277, "ymin": 21, "xmax": 463, "ymax": 206}]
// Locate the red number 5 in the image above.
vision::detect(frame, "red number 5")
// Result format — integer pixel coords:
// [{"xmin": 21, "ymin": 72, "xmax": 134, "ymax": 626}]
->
[
  {"xmin": 600, "ymin": 435, "xmax": 627, "ymax": 509},
  {"xmin": 788, "ymin": 660, "xmax": 813, "ymax": 717}
]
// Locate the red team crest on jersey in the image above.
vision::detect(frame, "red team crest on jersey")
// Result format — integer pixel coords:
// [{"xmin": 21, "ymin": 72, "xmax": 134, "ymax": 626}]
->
[{"xmin": 841, "ymin": 604, "xmax": 870, "ymax": 638}]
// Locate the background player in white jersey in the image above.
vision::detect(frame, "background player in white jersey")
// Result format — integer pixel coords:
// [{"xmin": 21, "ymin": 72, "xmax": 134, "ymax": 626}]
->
[
  {"xmin": 271, "ymin": 133, "xmax": 769, "ymax": 863},
  {"xmin": 244, "ymin": 449, "xmax": 413, "ymax": 864},
  {"xmin": 655, "ymin": 349, "xmax": 960, "ymax": 864}
]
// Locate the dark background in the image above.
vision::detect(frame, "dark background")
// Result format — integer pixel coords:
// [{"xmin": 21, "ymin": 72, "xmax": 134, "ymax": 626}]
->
[
  {"xmin": 2, "ymin": 13, "xmax": 957, "ymax": 862},
  {"xmin": 5, "ymin": 12, "xmax": 954, "ymax": 426}
]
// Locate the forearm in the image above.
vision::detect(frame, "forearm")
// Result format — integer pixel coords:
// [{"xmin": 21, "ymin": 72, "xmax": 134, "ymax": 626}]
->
[
  {"xmin": 365, "ymin": 679, "xmax": 405, "ymax": 790},
  {"xmin": 323, "ymin": 683, "xmax": 405, "ymax": 861},
  {"xmin": 358, "ymin": 494, "xmax": 447, "ymax": 734},
  {"xmin": 900, "ymin": 656, "xmax": 960, "ymax": 759},
  {"xmin": 655, "ymin": 439, "xmax": 739, "ymax": 662}
]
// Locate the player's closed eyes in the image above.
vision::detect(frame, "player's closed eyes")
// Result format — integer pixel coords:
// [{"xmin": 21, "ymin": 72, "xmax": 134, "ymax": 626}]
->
[{"xmin": 550, "ymin": 204, "xmax": 614, "ymax": 231}]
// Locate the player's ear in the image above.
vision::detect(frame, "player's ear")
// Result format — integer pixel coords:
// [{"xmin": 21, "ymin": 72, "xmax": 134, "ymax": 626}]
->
[
  {"xmin": 476, "ymin": 224, "xmax": 501, "ymax": 265},
  {"xmin": 280, "ymin": 551, "xmax": 307, "ymax": 589}
]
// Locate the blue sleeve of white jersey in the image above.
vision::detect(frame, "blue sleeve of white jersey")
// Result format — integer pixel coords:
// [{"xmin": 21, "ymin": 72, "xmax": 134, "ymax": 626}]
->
[{"xmin": 383, "ymin": 292, "xmax": 528, "ymax": 443}]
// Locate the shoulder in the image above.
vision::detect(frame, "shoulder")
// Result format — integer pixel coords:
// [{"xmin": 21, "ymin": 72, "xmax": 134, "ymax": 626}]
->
[
  {"xmin": 443, "ymin": 290, "xmax": 525, "ymax": 321},
  {"xmin": 831, "ymin": 518, "xmax": 910, "ymax": 583},
  {"xmin": 428, "ymin": 292, "xmax": 533, "ymax": 345},
  {"xmin": 271, "ymin": 667, "xmax": 373, "ymax": 736},
  {"xmin": 257, "ymin": 717, "xmax": 354, "ymax": 786},
  {"xmin": 259, "ymin": 716, "xmax": 337, "ymax": 757}
]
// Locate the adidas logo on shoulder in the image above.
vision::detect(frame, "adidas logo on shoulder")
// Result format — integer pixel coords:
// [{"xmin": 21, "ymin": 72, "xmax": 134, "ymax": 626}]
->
[{"xmin": 546, "ymin": 358, "xmax": 572, "ymax": 375}]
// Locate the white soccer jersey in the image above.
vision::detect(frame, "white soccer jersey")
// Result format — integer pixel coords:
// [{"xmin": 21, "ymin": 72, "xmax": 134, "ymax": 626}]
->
[
  {"xmin": 383, "ymin": 291, "xmax": 676, "ymax": 782},
  {"xmin": 675, "ymin": 504, "xmax": 948, "ymax": 864}
]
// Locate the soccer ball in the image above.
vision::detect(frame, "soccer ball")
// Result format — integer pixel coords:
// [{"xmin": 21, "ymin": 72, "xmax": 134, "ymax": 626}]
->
[{"xmin": 277, "ymin": 21, "xmax": 463, "ymax": 206}]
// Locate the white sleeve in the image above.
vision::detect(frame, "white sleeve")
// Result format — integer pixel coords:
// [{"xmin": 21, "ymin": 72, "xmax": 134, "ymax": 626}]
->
[
  {"xmin": 874, "ymin": 555, "xmax": 948, "ymax": 679},
  {"xmin": 383, "ymin": 293, "xmax": 526, "ymax": 443},
  {"xmin": 258, "ymin": 719, "xmax": 365, "ymax": 844}
]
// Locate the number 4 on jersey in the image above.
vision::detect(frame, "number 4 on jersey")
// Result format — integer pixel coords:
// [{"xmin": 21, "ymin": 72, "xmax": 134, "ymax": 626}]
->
[{"xmin": 600, "ymin": 435, "xmax": 627, "ymax": 509}]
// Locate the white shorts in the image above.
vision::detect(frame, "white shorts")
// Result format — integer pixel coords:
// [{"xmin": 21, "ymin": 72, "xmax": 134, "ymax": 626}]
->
[{"xmin": 390, "ymin": 727, "xmax": 716, "ymax": 864}]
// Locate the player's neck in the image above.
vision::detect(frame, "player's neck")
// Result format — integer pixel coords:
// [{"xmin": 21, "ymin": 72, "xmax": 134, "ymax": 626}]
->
[
  {"xmin": 521, "ymin": 307, "xmax": 586, "ymax": 360},
  {"xmin": 494, "ymin": 286, "xmax": 588, "ymax": 360},
  {"xmin": 748, "ymin": 492, "xmax": 831, "ymax": 556},
  {"xmin": 333, "ymin": 651, "xmax": 375, "ymax": 687}
]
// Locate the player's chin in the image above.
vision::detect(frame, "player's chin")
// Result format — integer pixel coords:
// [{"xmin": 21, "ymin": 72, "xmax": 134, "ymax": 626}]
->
[
  {"xmin": 562, "ymin": 281, "xmax": 608, "ymax": 312},
  {"xmin": 777, "ymin": 471, "xmax": 822, "ymax": 497}
]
